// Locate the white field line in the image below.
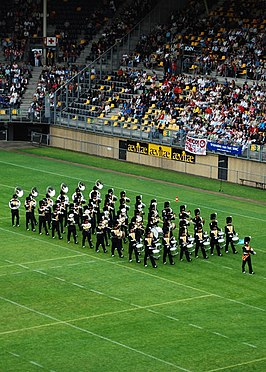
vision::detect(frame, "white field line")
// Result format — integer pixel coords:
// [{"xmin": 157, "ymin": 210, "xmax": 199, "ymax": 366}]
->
[
  {"xmin": 0, "ymin": 226, "xmax": 265, "ymax": 313},
  {"xmin": 0, "ymin": 295, "xmax": 191, "ymax": 372},
  {"xmin": 206, "ymin": 357, "xmax": 266, "ymax": 372}
]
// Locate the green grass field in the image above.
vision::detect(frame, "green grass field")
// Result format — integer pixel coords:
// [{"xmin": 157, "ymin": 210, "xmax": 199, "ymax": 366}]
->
[{"xmin": 0, "ymin": 147, "xmax": 265, "ymax": 372}]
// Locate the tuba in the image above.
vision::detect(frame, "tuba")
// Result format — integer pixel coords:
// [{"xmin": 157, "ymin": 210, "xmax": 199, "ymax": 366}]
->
[
  {"xmin": 78, "ymin": 181, "xmax": 86, "ymax": 191},
  {"xmin": 95, "ymin": 179, "xmax": 103, "ymax": 190},
  {"xmin": 15, "ymin": 186, "xmax": 23, "ymax": 198},
  {"xmin": 46, "ymin": 186, "xmax": 56, "ymax": 197},
  {"xmin": 31, "ymin": 187, "xmax": 38, "ymax": 197},
  {"xmin": 60, "ymin": 183, "xmax": 69, "ymax": 194}
]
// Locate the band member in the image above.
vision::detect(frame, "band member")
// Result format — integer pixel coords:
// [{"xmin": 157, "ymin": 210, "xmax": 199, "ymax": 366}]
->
[
  {"xmin": 119, "ymin": 190, "xmax": 130, "ymax": 210},
  {"xmin": 224, "ymin": 216, "xmax": 238, "ymax": 254},
  {"xmin": 38, "ymin": 200, "xmax": 49, "ymax": 235},
  {"xmin": 162, "ymin": 231, "xmax": 175, "ymax": 265},
  {"xmin": 67, "ymin": 206, "xmax": 78, "ymax": 244},
  {"xmin": 194, "ymin": 223, "xmax": 208, "ymax": 259},
  {"xmin": 144, "ymin": 227, "xmax": 157, "ymax": 268},
  {"xmin": 89, "ymin": 186, "xmax": 101, "ymax": 223},
  {"xmin": 242, "ymin": 236, "xmax": 256, "ymax": 274},
  {"xmin": 128, "ymin": 224, "xmax": 141, "ymax": 263},
  {"xmin": 178, "ymin": 204, "xmax": 190, "ymax": 223},
  {"xmin": 111, "ymin": 221, "xmax": 124, "ymax": 258},
  {"xmin": 134, "ymin": 195, "xmax": 145, "ymax": 218},
  {"xmin": 162, "ymin": 201, "xmax": 175, "ymax": 223},
  {"xmin": 105, "ymin": 188, "xmax": 118, "ymax": 222},
  {"xmin": 179, "ymin": 226, "xmax": 192, "ymax": 262},
  {"xmin": 192, "ymin": 208, "xmax": 204, "ymax": 233},
  {"xmin": 95, "ymin": 219, "xmax": 108, "ymax": 253},
  {"xmin": 209, "ymin": 215, "xmax": 222, "ymax": 256},
  {"xmin": 82, "ymin": 218, "xmax": 93, "ymax": 248},
  {"xmin": 51, "ymin": 204, "xmax": 63, "ymax": 239},
  {"xmin": 116, "ymin": 207, "xmax": 128, "ymax": 243},
  {"xmin": 131, "ymin": 212, "xmax": 144, "ymax": 244},
  {"xmin": 25, "ymin": 195, "xmax": 36, "ymax": 232},
  {"xmin": 9, "ymin": 194, "xmax": 20, "ymax": 227},
  {"xmin": 44, "ymin": 192, "xmax": 54, "ymax": 229}
]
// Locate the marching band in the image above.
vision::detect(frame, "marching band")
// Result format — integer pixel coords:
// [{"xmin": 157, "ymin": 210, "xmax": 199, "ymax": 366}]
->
[{"xmin": 8, "ymin": 181, "xmax": 255, "ymax": 273}]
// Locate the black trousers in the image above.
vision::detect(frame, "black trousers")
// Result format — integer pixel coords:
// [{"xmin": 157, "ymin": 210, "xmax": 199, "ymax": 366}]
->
[
  {"xmin": 144, "ymin": 247, "xmax": 157, "ymax": 267},
  {"xmin": 39, "ymin": 216, "xmax": 48, "ymax": 234},
  {"xmin": 26, "ymin": 211, "xmax": 35, "ymax": 231},
  {"xmin": 82, "ymin": 230, "xmax": 93, "ymax": 247},
  {"xmin": 129, "ymin": 242, "xmax": 140, "ymax": 262},
  {"xmin": 11, "ymin": 209, "xmax": 19, "ymax": 226},
  {"xmin": 52, "ymin": 221, "xmax": 61, "ymax": 239},
  {"xmin": 68, "ymin": 225, "xmax": 77, "ymax": 243},
  {"xmin": 242, "ymin": 256, "xmax": 253, "ymax": 273}
]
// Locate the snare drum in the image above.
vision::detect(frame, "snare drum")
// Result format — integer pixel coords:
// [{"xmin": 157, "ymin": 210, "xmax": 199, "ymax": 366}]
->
[
  {"xmin": 136, "ymin": 243, "xmax": 144, "ymax": 252},
  {"xmin": 232, "ymin": 236, "xmax": 239, "ymax": 242},
  {"xmin": 203, "ymin": 241, "xmax": 210, "ymax": 247},
  {"xmin": 152, "ymin": 249, "xmax": 161, "ymax": 259},
  {"xmin": 170, "ymin": 246, "xmax": 178, "ymax": 256}
]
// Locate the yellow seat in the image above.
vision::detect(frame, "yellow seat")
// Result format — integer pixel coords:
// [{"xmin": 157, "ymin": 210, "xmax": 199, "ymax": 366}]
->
[
  {"xmin": 87, "ymin": 118, "xmax": 91, "ymax": 123},
  {"xmin": 84, "ymin": 99, "xmax": 90, "ymax": 105},
  {"xmin": 99, "ymin": 85, "xmax": 105, "ymax": 90},
  {"xmin": 0, "ymin": 109, "xmax": 6, "ymax": 115},
  {"xmin": 107, "ymin": 76, "xmax": 111, "ymax": 81},
  {"xmin": 12, "ymin": 109, "xmax": 17, "ymax": 115}
]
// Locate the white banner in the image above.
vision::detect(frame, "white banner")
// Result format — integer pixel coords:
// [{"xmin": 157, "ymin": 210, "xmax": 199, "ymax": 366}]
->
[{"xmin": 185, "ymin": 136, "xmax": 207, "ymax": 155}]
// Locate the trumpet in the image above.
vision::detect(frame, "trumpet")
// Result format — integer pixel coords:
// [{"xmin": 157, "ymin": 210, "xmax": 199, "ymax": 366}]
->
[{"xmin": 14, "ymin": 186, "xmax": 23, "ymax": 198}]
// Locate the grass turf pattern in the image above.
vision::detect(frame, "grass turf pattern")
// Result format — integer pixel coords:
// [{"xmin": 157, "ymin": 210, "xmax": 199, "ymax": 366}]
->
[{"xmin": 0, "ymin": 148, "xmax": 265, "ymax": 372}]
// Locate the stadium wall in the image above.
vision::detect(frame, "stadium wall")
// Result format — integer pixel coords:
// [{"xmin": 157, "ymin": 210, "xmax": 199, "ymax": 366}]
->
[{"xmin": 50, "ymin": 126, "xmax": 266, "ymax": 186}]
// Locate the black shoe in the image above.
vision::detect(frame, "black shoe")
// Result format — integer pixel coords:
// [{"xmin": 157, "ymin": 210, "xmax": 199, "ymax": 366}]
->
[
  {"xmin": 59, "ymin": 236, "xmax": 63, "ymax": 240},
  {"xmin": 234, "ymin": 251, "xmax": 238, "ymax": 254},
  {"xmin": 137, "ymin": 260, "xmax": 141, "ymax": 263},
  {"xmin": 104, "ymin": 250, "xmax": 108, "ymax": 253},
  {"xmin": 153, "ymin": 265, "xmax": 157, "ymax": 268}
]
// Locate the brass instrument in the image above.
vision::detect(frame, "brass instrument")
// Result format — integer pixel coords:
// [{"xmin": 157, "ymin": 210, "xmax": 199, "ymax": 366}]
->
[
  {"xmin": 15, "ymin": 186, "xmax": 23, "ymax": 198},
  {"xmin": 95, "ymin": 179, "xmax": 103, "ymax": 190}
]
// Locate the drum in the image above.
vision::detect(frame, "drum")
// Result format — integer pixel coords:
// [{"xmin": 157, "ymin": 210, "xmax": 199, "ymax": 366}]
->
[
  {"xmin": 218, "ymin": 231, "xmax": 224, "ymax": 237},
  {"xmin": 152, "ymin": 249, "xmax": 161, "ymax": 259},
  {"xmin": 188, "ymin": 237, "xmax": 195, "ymax": 244},
  {"xmin": 170, "ymin": 246, "xmax": 178, "ymax": 256},
  {"xmin": 136, "ymin": 243, "xmax": 144, "ymax": 252},
  {"xmin": 203, "ymin": 241, "xmax": 210, "ymax": 247},
  {"xmin": 232, "ymin": 236, "xmax": 239, "ymax": 242},
  {"xmin": 218, "ymin": 238, "xmax": 225, "ymax": 244},
  {"xmin": 187, "ymin": 243, "xmax": 194, "ymax": 253}
]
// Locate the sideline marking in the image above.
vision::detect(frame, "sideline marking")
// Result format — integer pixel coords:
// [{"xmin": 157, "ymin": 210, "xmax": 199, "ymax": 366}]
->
[
  {"xmin": 0, "ymin": 295, "xmax": 191, "ymax": 371},
  {"xmin": 207, "ymin": 357, "xmax": 266, "ymax": 372}
]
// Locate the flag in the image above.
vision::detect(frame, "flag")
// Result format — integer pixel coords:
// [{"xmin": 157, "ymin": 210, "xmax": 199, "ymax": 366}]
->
[{"xmin": 45, "ymin": 37, "xmax": 57, "ymax": 47}]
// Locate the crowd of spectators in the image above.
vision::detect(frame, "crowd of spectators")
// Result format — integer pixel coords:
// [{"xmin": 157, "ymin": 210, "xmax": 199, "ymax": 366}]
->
[
  {"xmin": 0, "ymin": 62, "xmax": 32, "ymax": 109},
  {"xmin": 2, "ymin": 0, "xmax": 264, "ymax": 152},
  {"xmin": 89, "ymin": 0, "xmax": 161, "ymax": 61},
  {"xmin": 122, "ymin": 0, "xmax": 265, "ymax": 81}
]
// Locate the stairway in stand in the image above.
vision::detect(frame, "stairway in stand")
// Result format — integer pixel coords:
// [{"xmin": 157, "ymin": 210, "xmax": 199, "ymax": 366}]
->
[{"xmin": 19, "ymin": 66, "xmax": 43, "ymax": 117}]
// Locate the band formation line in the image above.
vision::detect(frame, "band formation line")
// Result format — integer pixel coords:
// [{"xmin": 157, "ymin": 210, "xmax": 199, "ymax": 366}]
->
[{"xmin": 9, "ymin": 181, "xmax": 256, "ymax": 274}]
